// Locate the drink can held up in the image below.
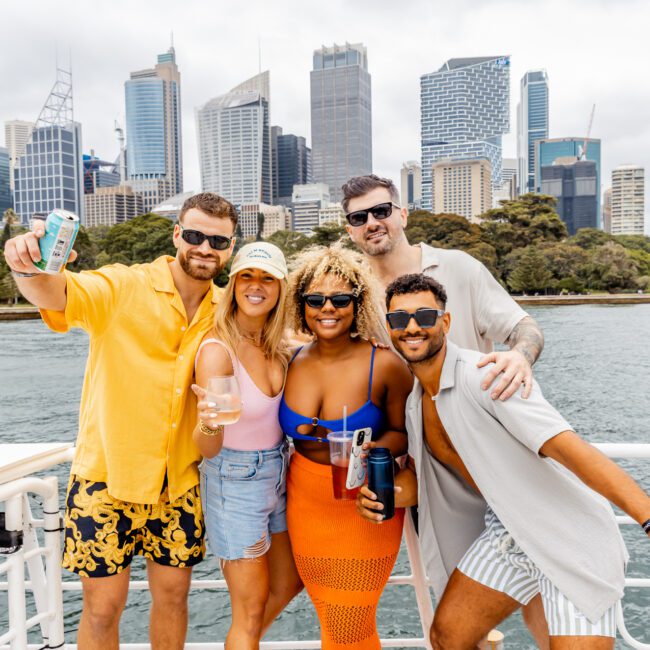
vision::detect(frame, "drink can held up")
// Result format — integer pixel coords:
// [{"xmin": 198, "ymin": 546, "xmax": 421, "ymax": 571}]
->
[{"xmin": 34, "ymin": 210, "xmax": 80, "ymax": 274}]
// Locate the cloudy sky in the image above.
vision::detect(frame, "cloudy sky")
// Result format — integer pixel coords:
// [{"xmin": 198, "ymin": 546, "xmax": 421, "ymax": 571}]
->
[{"xmin": 3, "ymin": 0, "xmax": 649, "ymax": 228}]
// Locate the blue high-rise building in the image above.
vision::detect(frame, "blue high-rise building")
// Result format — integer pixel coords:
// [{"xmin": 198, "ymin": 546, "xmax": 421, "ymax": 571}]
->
[
  {"xmin": 83, "ymin": 154, "xmax": 120, "ymax": 194},
  {"xmin": 541, "ymin": 159, "xmax": 598, "ymax": 234},
  {"xmin": 0, "ymin": 147, "xmax": 11, "ymax": 214},
  {"xmin": 517, "ymin": 70, "xmax": 549, "ymax": 194},
  {"xmin": 125, "ymin": 47, "xmax": 182, "ymax": 213},
  {"xmin": 420, "ymin": 56, "xmax": 510, "ymax": 211},
  {"xmin": 13, "ymin": 68, "xmax": 84, "ymax": 224},
  {"xmin": 271, "ymin": 126, "xmax": 311, "ymax": 206},
  {"xmin": 535, "ymin": 137, "xmax": 601, "ymax": 225}
]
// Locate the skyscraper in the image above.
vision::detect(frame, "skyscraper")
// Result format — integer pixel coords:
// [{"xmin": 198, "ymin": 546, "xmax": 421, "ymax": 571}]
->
[
  {"xmin": 311, "ymin": 43, "xmax": 372, "ymax": 202},
  {"xmin": 535, "ymin": 137, "xmax": 601, "ymax": 223},
  {"xmin": 541, "ymin": 159, "xmax": 598, "ymax": 234},
  {"xmin": 13, "ymin": 68, "xmax": 84, "ymax": 224},
  {"xmin": 196, "ymin": 71, "xmax": 272, "ymax": 206},
  {"xmin": 83, "ymin": 154, "xmax": 120, "ymax": 194},
  {"xmin": 401, "ymin": 161, "xmax": 422, "ymax": 211},
  {"xmin": 431, "ymin": 158, "xmax": 492, "ymax": 222},
  {"xmin": 420, "ymin": 56, "xmax": 510, "ymax": 211},
  {"xmin": 516, "ymin": 70, "xmax": 549, "ymax": 195},
  {"xmin": 291, "ymin": 183, "xmax": 330, "ymax": 234},
  {"xmin": 125, "ymin": 47, "xmax": 182, "ymax": 213},
  {"xmin": 611, "ymin": 165, "xmax": 645, "ymax": 235},
  {"xmin": 4, "ymin": 120, "xmax": 34, "ymax": 192},
  {"xmin": 272, "ymin": 126, "xmax": 311, "ymax": 206},
  {"xmin": 0, "ymin": 147, "xmax": 11, "ymax": 214}
]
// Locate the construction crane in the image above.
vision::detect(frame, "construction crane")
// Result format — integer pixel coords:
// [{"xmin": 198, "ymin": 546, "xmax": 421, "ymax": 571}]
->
[{"xmin": 580, "ymin": 104, "xmax": 596, "ymax": 160}]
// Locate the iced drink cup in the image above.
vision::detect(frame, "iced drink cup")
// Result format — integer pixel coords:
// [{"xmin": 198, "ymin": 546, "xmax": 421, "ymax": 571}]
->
[{"xmin": 327, "ymin": 431, "xmax": 358, "ymax": 500}]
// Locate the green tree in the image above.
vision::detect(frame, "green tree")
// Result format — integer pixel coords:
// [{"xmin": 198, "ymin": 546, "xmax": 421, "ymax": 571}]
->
[
  {"xmin": 265, "ymin": 229, "xmax": 310, "ymax": 260},
  {"xmin": 567, "ymin": 228, "xmax": 613, "ymax": 250},
  {"xmin": 309, "ymin": 222, "xmax": 348, "ymax": 247},
  {"xmin": 506, "ymin": 247, "xmax": 553, "ymax": 294},
  {"xmin": 102, "ymin": 214, "xmax": 175, "ymax": 265},
  {"xmin": 480, "ymin": 194, "xmax": 567, "ymax": 266},
  {"xmin": 1, "ymin": 208, "xmax": 19, "ymax": 246},
  {"xmin": 67, "ymin": 226, "xmax": 98, "ymax": 271},
  {"xmin": 584, "ymin": 242, "xmax": 638, "ymax": 292}
]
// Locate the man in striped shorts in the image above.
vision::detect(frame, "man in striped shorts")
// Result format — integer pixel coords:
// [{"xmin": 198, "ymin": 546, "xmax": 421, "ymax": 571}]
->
[{"xmin": 358, "ymin": 274, "xmax": 650, "ymax": 648}]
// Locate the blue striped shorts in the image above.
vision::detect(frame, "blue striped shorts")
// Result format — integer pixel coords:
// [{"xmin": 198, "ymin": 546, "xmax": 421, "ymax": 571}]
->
[{"xmin": 457, "ymin": 508, "xmax": 616, "ymax": 638}]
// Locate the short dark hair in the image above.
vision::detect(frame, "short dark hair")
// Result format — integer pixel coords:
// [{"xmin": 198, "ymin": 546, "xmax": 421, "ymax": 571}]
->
[
  {"xmin": 341, "ymin": 174, "xmax": 400, "ymax": 213},
  {"xmin": 179, "ymin": 192, "xmax": 238, "ymax": 229},
  {"xmin": 385, "ymin": 273, "xmax": 448, "ymax": 310}
]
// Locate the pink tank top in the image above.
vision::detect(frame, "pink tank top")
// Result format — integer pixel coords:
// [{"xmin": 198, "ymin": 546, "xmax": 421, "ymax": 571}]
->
[{"xmin": 194, "ymin": 339, "xmax": 284, "ymax": 451}]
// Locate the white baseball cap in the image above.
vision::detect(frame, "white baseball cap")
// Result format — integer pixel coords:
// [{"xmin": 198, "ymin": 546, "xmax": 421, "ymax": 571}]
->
[{"xmin": 228, "ymin": 242, "xmax": 288, "ymax": 280}]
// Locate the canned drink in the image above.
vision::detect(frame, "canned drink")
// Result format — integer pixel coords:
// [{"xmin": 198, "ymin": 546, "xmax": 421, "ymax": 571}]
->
[{"xmin": 35, "ymin": 210, "xmax": 80, "ymax": 274}]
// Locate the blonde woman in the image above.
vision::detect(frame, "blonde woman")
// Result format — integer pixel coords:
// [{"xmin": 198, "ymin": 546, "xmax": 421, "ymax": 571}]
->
[
  {"xmin": 192, "ymin": 242, "xmax": 301, "ymax": 649},
  {"xmin": 279, "ymin": 244, "xmax": 413, "ymax": 650}
]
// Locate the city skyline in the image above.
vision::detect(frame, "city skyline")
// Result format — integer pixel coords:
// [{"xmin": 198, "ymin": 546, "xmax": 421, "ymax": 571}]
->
[{"xmin": 2, "ymin": 0, "xmax": 649, "ymax": 232}]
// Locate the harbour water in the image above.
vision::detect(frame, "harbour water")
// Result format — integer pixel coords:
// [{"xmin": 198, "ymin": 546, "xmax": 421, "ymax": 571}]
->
[{"xmin": 1, "ymin": 305, "xmax": 649, "ymax": 648}]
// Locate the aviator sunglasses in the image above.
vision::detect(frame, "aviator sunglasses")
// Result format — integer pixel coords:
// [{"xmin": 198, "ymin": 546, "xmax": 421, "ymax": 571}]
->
[
  {"xmin": 386, "ymin": 308, "xmax": 445, "ymax": 330},
  {"xmin": 179, "ymin": 226, "xmax": 232, "ymax": 251},
  {"xmin": 302, "ymin": 293, "xmax": 357, "ymax": 309},
  {"xmin": 345, "ymin": 202, "xmax": 400, "ymax": 227}
]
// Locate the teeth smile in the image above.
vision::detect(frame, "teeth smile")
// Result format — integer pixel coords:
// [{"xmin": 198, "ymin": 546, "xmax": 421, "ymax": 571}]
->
[
  {"xmin": 319, "ymin": 319, "xmax": 338, "ymax": 325},
  {"xmin": 404, "ymin": 338, "xmax": 424, "ymax": 346},
  {"xmin": 246, "ymin": 295, "xmax": 264, "ymax": 304}
]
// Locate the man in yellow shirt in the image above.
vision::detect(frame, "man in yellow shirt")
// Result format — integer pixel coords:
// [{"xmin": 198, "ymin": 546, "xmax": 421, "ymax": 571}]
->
[{"xmin": 4, "ymin": 193, "xmax": 237, "ymax": 650}]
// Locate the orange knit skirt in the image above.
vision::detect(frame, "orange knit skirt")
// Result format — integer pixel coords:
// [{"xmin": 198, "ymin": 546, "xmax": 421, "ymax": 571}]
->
[{"xmin": 287, "ymin": 452, "xmax": 404, "ymax": 650}]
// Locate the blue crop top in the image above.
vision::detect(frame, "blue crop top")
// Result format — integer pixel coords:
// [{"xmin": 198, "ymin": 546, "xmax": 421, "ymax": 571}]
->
[{"xmin": 279, "ymin": 345, "xmax": 384, "ymax": 443}]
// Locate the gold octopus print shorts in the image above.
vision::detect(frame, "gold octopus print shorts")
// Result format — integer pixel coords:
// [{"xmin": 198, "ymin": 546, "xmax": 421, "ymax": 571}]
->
[{"xmin": 62, "ymin": 475, "xmax": 205, "ymax": 577}]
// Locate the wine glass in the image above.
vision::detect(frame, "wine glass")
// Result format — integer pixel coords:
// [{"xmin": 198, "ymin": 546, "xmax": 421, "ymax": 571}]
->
[{"xmin": 205, "ymin": 376, "xmax": 242, "ymax": 425}]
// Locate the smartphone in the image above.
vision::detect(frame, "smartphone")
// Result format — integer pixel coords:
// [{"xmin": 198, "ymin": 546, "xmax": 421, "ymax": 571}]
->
[{"xmin": 346, "ymin": 427, "xmax": 372, "ymax": 490}]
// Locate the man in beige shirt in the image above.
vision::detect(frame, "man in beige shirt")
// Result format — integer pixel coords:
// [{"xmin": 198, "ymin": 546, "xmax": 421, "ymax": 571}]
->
[{"xmin": 342, "ymin": 174, "xmax": 549, "ymax": 642}]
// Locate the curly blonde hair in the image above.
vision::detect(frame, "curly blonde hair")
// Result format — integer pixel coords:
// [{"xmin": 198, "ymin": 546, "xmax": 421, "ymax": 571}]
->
[{"xmin": 288, "ymin": 243, "xmax": 385, "ymax": 340}]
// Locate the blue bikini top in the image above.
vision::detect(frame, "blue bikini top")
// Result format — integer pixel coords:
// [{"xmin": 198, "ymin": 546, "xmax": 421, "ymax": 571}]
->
[{"xmin": 279, "ymin": 345, "xmax": 384, "ymax": 443}]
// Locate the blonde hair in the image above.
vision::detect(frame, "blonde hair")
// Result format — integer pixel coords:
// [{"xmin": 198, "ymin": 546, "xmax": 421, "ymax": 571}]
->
[
  {"xmin": 288, "ymin": 243, "xmax": 385, "ymax": 340},
  {"xmin": 213, "ymin": 272, "xmax": 290, "ymax": 370}
]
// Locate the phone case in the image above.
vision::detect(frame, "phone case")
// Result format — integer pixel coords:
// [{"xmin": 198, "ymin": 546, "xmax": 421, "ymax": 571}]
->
[{"xmin": 346, "ymin": 427, "xmax": 372, "ymax": 489}]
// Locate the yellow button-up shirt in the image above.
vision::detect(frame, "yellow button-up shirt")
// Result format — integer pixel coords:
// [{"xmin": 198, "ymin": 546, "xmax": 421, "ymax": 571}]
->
[{"xmin": 41, "ymin": 256, "xmax": 220, "ymax": 504}]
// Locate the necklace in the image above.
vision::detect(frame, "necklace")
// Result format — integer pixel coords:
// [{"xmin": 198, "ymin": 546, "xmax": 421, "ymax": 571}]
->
[{"xmin": 240, "ymin": 331, "xmax": 264, "ymax": 347}]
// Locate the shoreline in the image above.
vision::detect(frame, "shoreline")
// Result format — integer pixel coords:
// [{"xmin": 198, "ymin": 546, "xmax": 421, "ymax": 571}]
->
[{"xmin": 1, "ymin": 294, "xmax": 649, "ymax": 321}]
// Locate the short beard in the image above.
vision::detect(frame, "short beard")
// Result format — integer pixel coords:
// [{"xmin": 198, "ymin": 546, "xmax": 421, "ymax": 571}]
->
[
  {"xmin": 399, "ymin": 332, "xmax": 445, "ymax": 365},
  {"xmin": 178, "ymin": 250, "xmax": 223, "ymax": 281},
  {"xmin": 361, "ymin": 232, "xmax": 397, "ymax": 257}
]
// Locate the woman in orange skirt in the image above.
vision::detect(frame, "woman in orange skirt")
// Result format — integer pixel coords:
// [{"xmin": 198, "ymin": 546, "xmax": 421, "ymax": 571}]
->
[{"xmin": 279, "ymin": 244, "xmax": 413, "ymax": 649}]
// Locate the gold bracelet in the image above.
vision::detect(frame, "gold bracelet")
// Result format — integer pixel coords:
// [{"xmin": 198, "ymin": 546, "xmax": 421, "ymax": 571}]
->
[{"xmin": 200, "ymin": 421, "xmax": 224, "ymax": 437}]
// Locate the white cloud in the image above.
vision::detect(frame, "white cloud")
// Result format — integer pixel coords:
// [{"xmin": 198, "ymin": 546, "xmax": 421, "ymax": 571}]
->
[{"xmin": 3, "ymin": 0, "xmax": 649, "ymax": 230}]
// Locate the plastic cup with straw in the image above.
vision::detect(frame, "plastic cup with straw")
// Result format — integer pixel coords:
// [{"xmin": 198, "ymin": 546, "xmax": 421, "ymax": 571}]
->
[{"xmin": 326, "ymin": 405, "xmax": 357, "ymax": 499}]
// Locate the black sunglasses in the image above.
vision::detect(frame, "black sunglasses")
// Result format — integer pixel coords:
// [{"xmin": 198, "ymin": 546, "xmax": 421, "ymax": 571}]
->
[
  {"xmin": 386, "ymin": 308, "xmax": 445, "ymax": 330},
  {"xmin": 179, "ymin": 226, "xmax": 232, "ymax": 251},
  {"xmin": 302, "ymin": 293, "xmax": 357, "ymax": 309},
  {"xmin": 345, "ymin": 202, "xmax": 400, "ymax": 227}
]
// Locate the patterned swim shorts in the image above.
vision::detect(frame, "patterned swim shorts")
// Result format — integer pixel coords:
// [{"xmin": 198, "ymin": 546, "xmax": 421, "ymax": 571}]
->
[{"xmin": 62, "ymin": 475, "xmax": 205, "ymax": 577}]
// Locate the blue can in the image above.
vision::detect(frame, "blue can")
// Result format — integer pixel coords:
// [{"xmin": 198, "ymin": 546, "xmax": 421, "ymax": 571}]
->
[
  {"xmin": 35, "ymin": 210, "xmax": 80, "ymax": 274},
  {"xmin": 368, "ymin": 447, "xmax": 395, "ymax": 520}
]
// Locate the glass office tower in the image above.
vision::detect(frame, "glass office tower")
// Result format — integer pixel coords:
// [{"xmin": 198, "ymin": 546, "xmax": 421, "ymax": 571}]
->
[
  {"xmin": 420, "ymin": 56, "xmax": 510, "ymax": 211},
  {"xmin": 311, "ymin": 43, "xmax": 372, "ymax": 202}
]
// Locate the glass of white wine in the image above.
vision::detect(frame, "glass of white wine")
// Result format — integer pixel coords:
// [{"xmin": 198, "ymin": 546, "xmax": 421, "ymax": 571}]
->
[{"xmin": 205, "ymin": 376, "xmax": 242, "ymax": 425}]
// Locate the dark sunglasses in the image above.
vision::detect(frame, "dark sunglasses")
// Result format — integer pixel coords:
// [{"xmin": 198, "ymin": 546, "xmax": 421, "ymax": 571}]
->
[
  {"xmin": 345, "ymin": 202, "xmax": 400, "ymax": 227},
  {"xmin": 386, "ymin": 308, "xmax": 445, "ymax": 330},
  {"xmin": 302, "ymin": 293, "xmax": 357, "ymax": 309},
  {"xmin": 180, "ymin": 226, "xmax": 232, "ymax": 251}
]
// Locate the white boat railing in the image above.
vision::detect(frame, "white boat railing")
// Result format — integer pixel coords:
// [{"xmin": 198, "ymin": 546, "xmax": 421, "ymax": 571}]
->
[{"xmin": 1, "ymin": 443, "xmax": 649, "ymax": 649}]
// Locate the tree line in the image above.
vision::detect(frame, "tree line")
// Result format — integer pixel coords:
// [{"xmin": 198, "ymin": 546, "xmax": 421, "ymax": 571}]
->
[{"xmin": 1, "ymin": 195, "xmax": 649, "ymax": 304}]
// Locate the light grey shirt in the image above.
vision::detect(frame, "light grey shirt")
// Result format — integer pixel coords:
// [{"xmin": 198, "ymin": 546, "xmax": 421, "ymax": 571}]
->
[
  {"xmin": 420, "ymin": 243, "xmax": 527, "ymax": 353},
  {"xmin": 406, "ymin": 341, "xmax": 628, "ymax": 623}
]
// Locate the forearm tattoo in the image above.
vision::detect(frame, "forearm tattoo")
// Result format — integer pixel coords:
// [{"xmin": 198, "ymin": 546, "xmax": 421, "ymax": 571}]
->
[{"xmin": 507, "ymin": 316, "xmax": 544, "ymax": 366}]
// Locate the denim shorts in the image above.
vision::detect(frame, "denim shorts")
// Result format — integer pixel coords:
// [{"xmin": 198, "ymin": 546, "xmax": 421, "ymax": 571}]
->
[{"xmin": 199, "ymin": 440, "xmax": 289, "ymax": 560}]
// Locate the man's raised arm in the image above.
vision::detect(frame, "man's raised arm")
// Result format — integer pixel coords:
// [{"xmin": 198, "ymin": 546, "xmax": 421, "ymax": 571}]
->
[{"xmin": 3, "ymin": 220, "xmax": 72, "ymax": 311}]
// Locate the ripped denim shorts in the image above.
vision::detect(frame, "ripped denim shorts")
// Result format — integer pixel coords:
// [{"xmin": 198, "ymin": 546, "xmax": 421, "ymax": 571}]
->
[{"xmin": 199, "ymin": 439, "xmax": 289, "ymax": 561}]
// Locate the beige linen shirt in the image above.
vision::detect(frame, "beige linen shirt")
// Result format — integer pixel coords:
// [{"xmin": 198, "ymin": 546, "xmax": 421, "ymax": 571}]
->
[
  {"xmin": 407, "ymin": 341, "xmax": 628, "ymax": 623},
  {"xmin": 419, "ymin": 243, "xmax": 527, "ymax": 352}
]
